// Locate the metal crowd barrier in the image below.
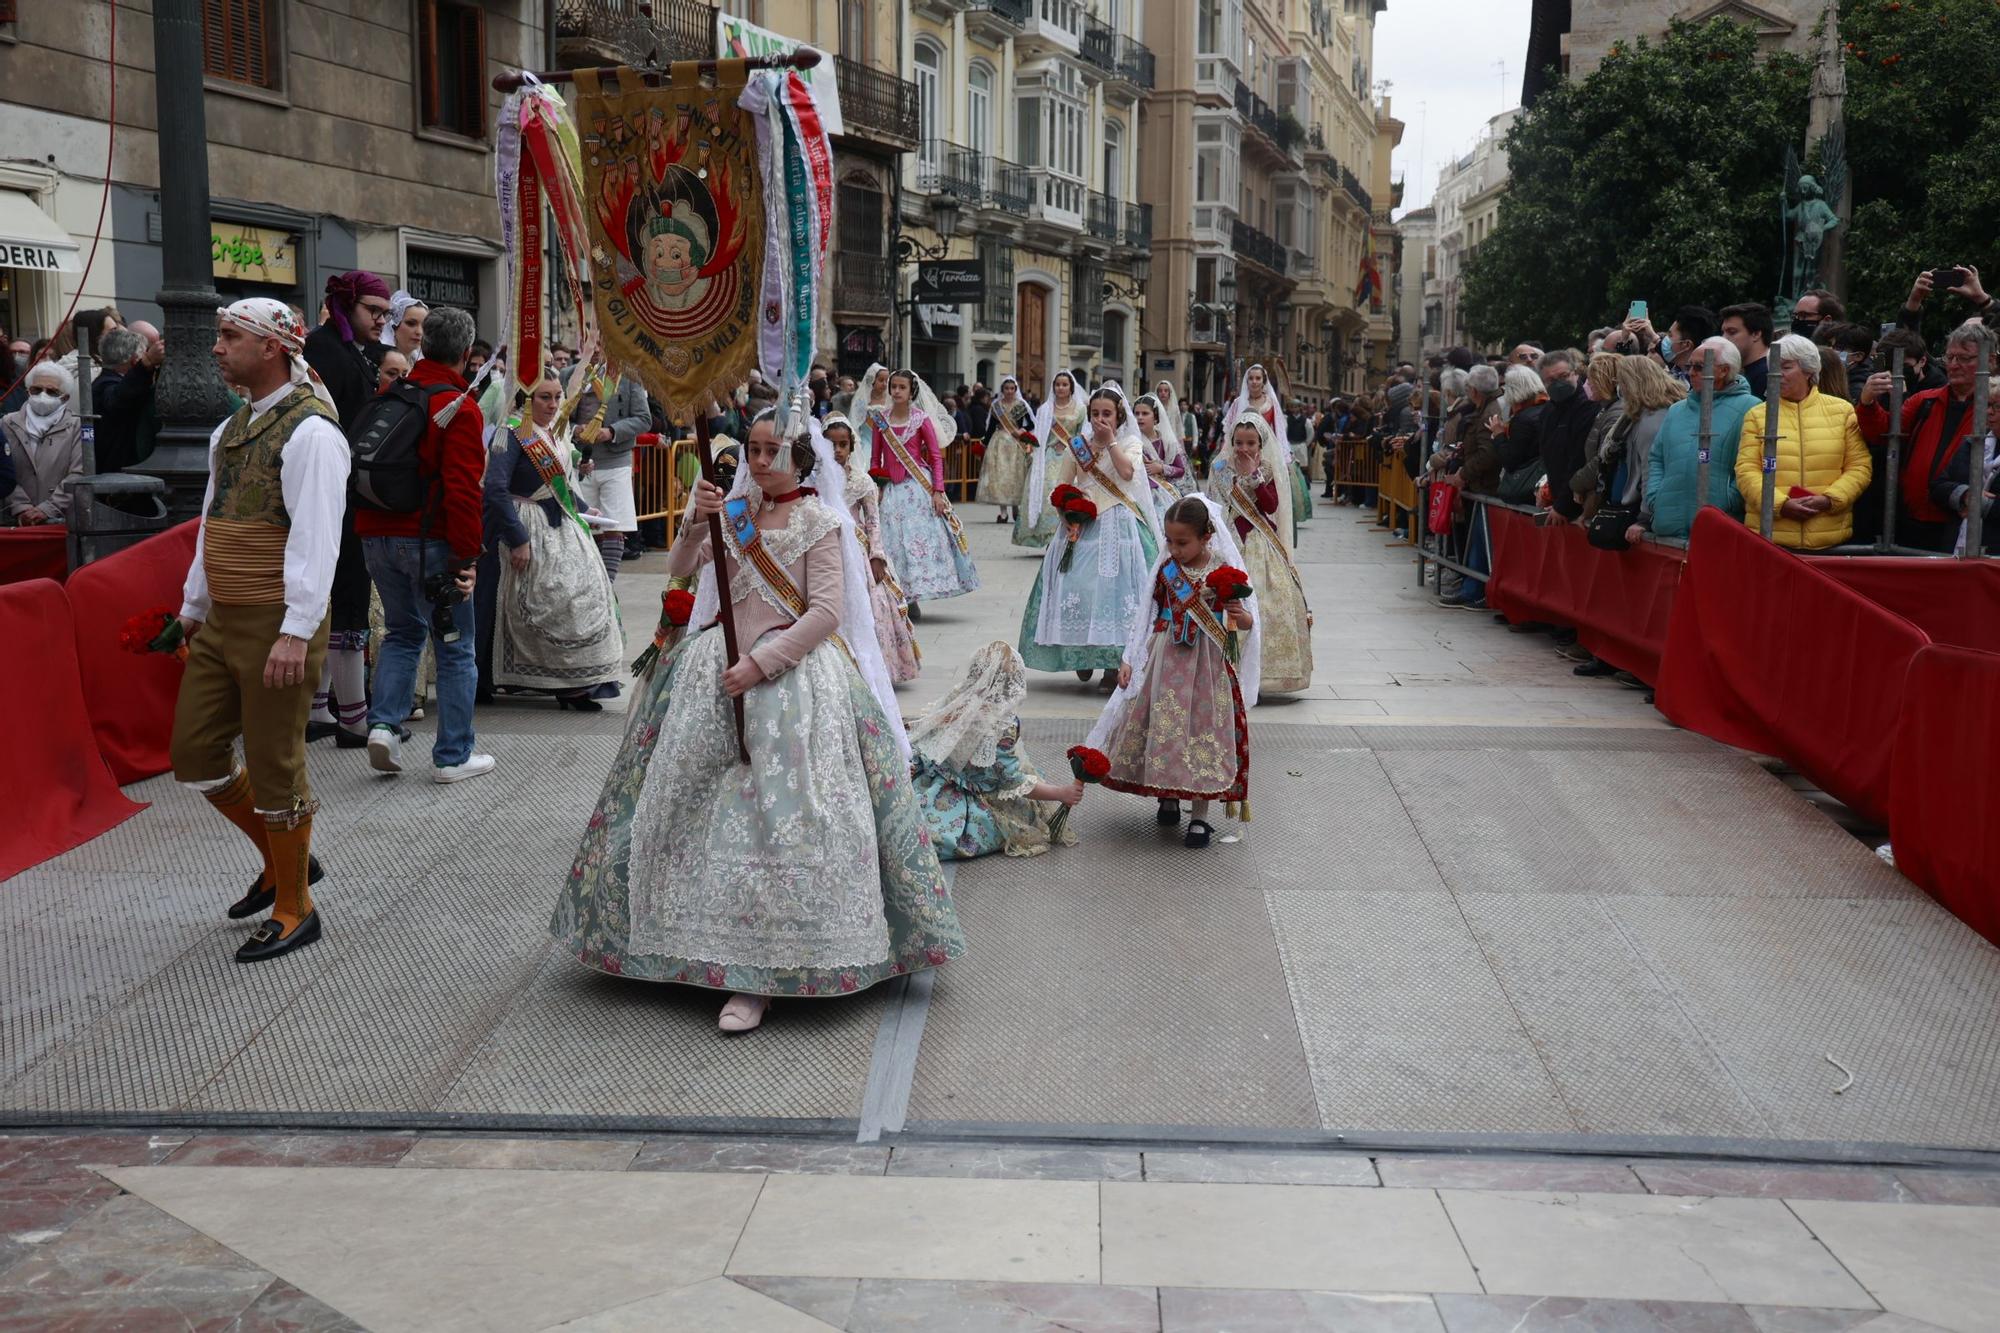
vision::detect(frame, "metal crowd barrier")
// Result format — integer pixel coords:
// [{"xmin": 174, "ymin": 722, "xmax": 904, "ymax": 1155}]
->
[
  {"xmin": 634, "ymin": 436, "xmax": 698, "ymax": 546},
  {"xmin": 1329, "ymin": 434, "xmax": 1381, "ymax": 498}
]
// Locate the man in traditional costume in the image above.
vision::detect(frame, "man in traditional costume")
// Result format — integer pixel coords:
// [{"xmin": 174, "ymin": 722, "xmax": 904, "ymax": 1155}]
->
[{"xmin": 171, "ymin": 299, "xmax": 350, "ymax": 963}]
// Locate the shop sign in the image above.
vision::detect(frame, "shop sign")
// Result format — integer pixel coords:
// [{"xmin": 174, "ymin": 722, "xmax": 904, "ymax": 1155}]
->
[
  {"xmin": 912, "ymin": 260, "xmax": 984, "ymax": 305},
  {"xmin": 406, "ymin": 250, "xmax": 481, "ymax": 310},
  {"xmin": 211, "ymin": 225, "xmax": 297, "ymax": 285}
]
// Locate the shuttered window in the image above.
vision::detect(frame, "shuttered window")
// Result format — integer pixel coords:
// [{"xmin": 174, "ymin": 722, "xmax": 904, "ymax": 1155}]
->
[
  {"xmin": 203, "ymin": 0, "xmax": 278, "ymax": 89},
  {"xmin": 0, "ymin": 2, "xmax": 18, "ymax": 23},
  {"xmin": 418, "ymin": 1, "xmax": 486, "ymax": 139}
]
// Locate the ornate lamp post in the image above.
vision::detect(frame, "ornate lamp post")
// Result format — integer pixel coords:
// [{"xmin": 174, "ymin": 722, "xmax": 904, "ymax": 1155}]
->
[{"xmin": 144, "ymin": 0, "xmax": 234, "ymax": 520}]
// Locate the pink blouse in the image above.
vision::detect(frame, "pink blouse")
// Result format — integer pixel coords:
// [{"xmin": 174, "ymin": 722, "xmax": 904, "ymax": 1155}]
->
[{"xmin": 869, "ymin": 413, "xmax": 945, "ymax": 489}]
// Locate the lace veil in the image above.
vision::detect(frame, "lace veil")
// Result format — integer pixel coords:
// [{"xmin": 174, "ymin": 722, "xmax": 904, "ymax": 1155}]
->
[
  {"xmin": 1226, "ymin": 364, "xmax": 1291, "ymax": 466},
  {"xmin": 906, "ymin": 640, "xmax": 1027, "ymax": 771},
  {"xmin": 1210, "ymin": 407, "xmax": 1295, "ymax": 552},
  {"xmin": 1025, "ymin": 365, "xmax": 1090, "ymax": 525}
]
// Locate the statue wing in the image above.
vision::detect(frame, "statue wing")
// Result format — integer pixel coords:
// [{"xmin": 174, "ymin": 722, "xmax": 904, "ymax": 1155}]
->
[
  {"xmin": 1820, "ymin": 125, "xmax": 1847, "ymax": 215},
  {"xmin": 1783, "ymin": 144, "xmax": 1801, "ymax": 200}
]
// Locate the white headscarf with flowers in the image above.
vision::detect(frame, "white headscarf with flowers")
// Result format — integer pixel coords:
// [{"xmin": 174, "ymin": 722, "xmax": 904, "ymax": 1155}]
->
[{"xmin": 217, "ymin": 297, "xmax": 340, "ymax": 419}]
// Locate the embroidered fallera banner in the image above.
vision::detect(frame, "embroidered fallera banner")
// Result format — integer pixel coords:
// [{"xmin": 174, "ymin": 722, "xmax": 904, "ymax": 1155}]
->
[{"xmin": 575, "ymin": 63, "xmax": 764, "ymax": 421}]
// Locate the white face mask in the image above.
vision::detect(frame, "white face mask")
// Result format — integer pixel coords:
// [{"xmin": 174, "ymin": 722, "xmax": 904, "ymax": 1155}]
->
[{"xmin": 26, "ymin": 390, "xmax": 64, "ymax": 418}]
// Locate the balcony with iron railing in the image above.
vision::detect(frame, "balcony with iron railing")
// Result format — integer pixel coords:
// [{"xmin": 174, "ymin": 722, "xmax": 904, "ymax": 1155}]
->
[
  {"xmin": 1112, "ymin": 35, "xmax": 1156, "ymax": 91},
  {"xmin": 965, "ymin": 0, "xmax": 1032, "ymax": 39},
  {"xmin": 1085, "ymin": 191, "xmax": 1119, "ymax": 244},
  {"xmin": 1025, "ymin": 169, "xmax": 1086, "ymax": 231},
  {"xmin": 1019, "ymin": 0, "xmax": 1083, "ymax": 58},
  {"xmin": 833, "ymin": 252, "xmax": 895, "ymax": 318},
  {"xmin": 1121, "ymin": 201, "xmax": 1152, "ymax": 250},
  {"xmin": 555, "ymin": 0, "xmax": 717, "ymax": 70},
  {"xmin": 1070, "ymin": 262, "xmax": 1105, "ymax": 345},
  {"xmin": 1231, "ymin": 217, "xmax": 1289, "ymax": 278},
  {"xmin": 1340, "ymin": 164, "xmax": 1373, "ymax": 214},
  {"xmin": 917, "ymin": 141, "xmax": 1033, "ymax": 217},
  {"xmin": 976, "ymin": 246, "xmax": 1015, "ymax": 334},
  {"xmin": 834, "ymin": 55, "xmax": 921, "ymax": 150},
  {"xmin": 1079, "ymin": 14, "xmax": 1116, "ymax": 78}
]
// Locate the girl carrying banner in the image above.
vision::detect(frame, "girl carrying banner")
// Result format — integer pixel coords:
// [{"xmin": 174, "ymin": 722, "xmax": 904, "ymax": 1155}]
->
[
  {"xmin": 1133, "ymin": 393, "xmax": 1189, "ymax": 527},
  {"xmin": 826, "ymin": 411, "xmax": 920, "ymax": 684},
  {"xmin": 860, "ymin": 364, "xmax": 980, "ymax": 610},
  {"xmin": 1207, "ymin": 412, "xmax": 1314, "ymax": 696},
  {"xmin": 1017, "ymin": 367, "xmax": 1088, "ymax": 549},
  {"xmin": 554, "ymin": 411, "xmax": 964, "ymax": 1034},
  {"xmin": 1018, "ymin": 385, "xmax": 1162, "ymax": 684},
  {"xmin": 1090, "ymin": 495, "xmax": 1259, "ymax": 851},
  {"xmin": 980, "ymin": 375, "xmax": 1035, "ymax": 524}
]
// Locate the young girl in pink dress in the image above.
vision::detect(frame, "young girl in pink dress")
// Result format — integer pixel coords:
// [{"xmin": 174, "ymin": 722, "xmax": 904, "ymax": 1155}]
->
[
  {"xmin": 825, "ymin": 412, "xmax": 920, "ymax": 683},
  {"xmin": 860, "ymin": 365, "xmax": 981, "ymax": 607},
  {"xmin": 1089, "ymin": 494, "xmax": 1261, "ymax": 851}
]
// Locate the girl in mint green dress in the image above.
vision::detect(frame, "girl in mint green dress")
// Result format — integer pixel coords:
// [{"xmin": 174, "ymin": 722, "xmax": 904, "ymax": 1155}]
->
[{"xmin": 907, "ymin": 642, "xmax": 1083, "ymax": 859}]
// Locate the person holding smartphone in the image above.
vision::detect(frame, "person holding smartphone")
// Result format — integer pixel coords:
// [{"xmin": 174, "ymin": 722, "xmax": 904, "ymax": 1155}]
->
[{"xmin": 1898, "ymin": 265, "xmax": 1994, "ymax": 330}]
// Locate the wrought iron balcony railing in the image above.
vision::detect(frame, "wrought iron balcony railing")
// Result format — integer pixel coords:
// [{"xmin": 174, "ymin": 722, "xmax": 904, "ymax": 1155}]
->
[
  {"xmin": 1121, "ymin": 201, "xmax": 1152, "ymax": 249},
  {"xmin": 834, "ymin": 252, "xmax": 895, "ymax": 317},
  {"xmin": 1340, "ymin": 164, "xmax": 1373, "ymax": 214},
  {"xmin": 1114, "ymin": 35, "xmax": 1156, "ymax": 89},
  {"xmin": 834, "ymin": 54, "xmax": 920, "ymax": 148},
  {"xmin": 1079, "ymin": 14, "xmax": 1116, "ymax": 73},
  {"xmin": 1230, "ymin": 218, "xmax": 1288, "ymax": 276},
  {"xmin": 917, "ymin": 141, "xmax": 1033, "ymax": 216},
  {"xmin": 555, "ymin": 0, "xmax": 718, "ymax": 69},
  {"xmin": 1085, "ymin": 191, "xmax": 1119, "ymax": 242}
]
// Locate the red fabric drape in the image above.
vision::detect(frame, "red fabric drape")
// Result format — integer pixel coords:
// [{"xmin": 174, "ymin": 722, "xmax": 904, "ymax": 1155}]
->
[
  {"xmin": 1890, "ymin": 645, "xmax": 2000, "ymax": 948},
  {"xmin": 0, "ymin": 579, "xmax": 145, "ymax": 880},
  {"xmin": 1811, "ymin": 556, "xmax": 2000, "ymax": 654},
  {"xmin": 1655, "ymin": 509, "xmax": 1926, "ymax": 826},
  {"xmin": 0, "ymin": 527, "xmax": 70, "ymax": 585},
  {"xmin": 1484, "ymin": 506, "xmax": 1684, "ymax": 681},
  {"xmin": 65, "ymin": 521, "xmax": 200, "ymax": 784}
]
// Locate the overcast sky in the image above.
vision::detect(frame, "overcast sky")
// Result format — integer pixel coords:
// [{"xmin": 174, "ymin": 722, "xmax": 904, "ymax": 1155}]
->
[{"xmin": 1374, "ymin": 0, "xmax": 1534, "ymax": 217}]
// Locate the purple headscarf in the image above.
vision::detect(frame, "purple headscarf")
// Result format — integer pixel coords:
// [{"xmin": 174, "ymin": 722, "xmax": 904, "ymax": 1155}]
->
[{"xmin": 323, "ymin": 271, "xmax": 390, "ymax": 343}]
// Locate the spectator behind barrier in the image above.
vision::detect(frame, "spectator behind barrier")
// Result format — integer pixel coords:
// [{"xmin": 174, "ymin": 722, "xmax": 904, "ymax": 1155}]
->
[
  {"xmin": 2, "ymin": 359, "xmax": 84, "ymax": 526},
  {"xmin": 1857, "ymin": 319, "xmax": 1995, "ymax": 553},
  {"xmin": 1601, "ymin": 356, "xmax": 1685, "ymax": 510},
  {"xmin": 1719, "ymin": 303, "xmax": 1774, "ymax": 399},
  {"xmin": 93, "ymin": 325, "xmax": 159, "ymax": 473},
  {"xmin": 1632, "ymin": 336, "xmax": 1754, "ymax": 542},
  {"xmin": 1455, "ymin": 364, "xmax": 1504, "ymax": 496},
  {"xmin": 1735, "ymin": 334, "xmax": 1871, "ymax": 550},
  {"xmin": 1493, "ymin": 364, "xmax": 1549, "ymax": 503},
  {"xmin": 1936, "ymin": 373, "xmax": 2000, "ymax": 555}
]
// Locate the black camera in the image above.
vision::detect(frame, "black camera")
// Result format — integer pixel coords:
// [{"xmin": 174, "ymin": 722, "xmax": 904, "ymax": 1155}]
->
[{"xmin": 423, "ymin": 570, "xmax": 466, "ymax": 644}]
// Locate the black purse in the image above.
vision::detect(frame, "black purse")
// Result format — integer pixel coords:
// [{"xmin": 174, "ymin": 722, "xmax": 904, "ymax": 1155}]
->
[{"xmin": 1586, "ymin": 505, "xmax": 1639, "ymax": 551}]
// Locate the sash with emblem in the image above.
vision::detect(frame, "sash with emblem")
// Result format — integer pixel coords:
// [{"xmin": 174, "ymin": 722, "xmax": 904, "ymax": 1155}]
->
[
  {"xmin": 1229, "ymin": 477, "xmax": 1308, "ymax": 604},
  {"xmin": 1066, "ymin": 434, "xmax": 1152, "ymax": 527},
  {"xmin": 868, "ymin": 407, "xmax": 970, "ymax": 553}
]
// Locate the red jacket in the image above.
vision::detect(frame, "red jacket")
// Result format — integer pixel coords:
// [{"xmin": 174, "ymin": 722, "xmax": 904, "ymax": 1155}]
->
[
  {"xmin": 354, "ymin": 358, "xmax": 486, "ymax": 562},
  {"xmin": 1856, "ymin": 386, "xmax": 1976, "ymax": 526}
]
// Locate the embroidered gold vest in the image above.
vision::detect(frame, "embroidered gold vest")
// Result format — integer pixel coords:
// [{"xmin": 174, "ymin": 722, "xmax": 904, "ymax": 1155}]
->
[{"xmin": 202, "ymin": 386, "xmax": 333, "ymax": 606}]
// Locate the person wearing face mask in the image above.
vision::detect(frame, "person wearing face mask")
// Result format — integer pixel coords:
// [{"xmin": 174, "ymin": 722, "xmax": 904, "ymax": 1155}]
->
[
  {"xmin": 2, "ymin": 361, "xmax": 85, "ymax": 526},
  {"xmin": 1788, "ymin": 289, "xmax": 1843, "ymax": 342},
  {"xmin": 4, "ymin": 338, "xmax": 31, "ymax": 387},
  {"xmin": 1626, "ymin": 336, "xmax": 1755, "ymax": 543}
]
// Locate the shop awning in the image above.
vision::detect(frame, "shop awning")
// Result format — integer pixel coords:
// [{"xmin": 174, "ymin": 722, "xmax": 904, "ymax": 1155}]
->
[{"xmin": 0, "ymin": 191, "xmax": 83, "ymax": 274}]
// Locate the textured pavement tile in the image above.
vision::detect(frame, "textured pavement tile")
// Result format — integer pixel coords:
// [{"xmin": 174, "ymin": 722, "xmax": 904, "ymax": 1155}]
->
[
  {"xmin": 1142, "ymin": 1150, "xmax": 1379, "ymax": 1186},
  {"xmin": 1163, "ymin": 1288, "xmax": 1444, "ymax": 1331},
  {"xmin": 544, "ymin": 1276, "xmax": 838, "ymax": 1331},
  {"xmin": 1378, "ymin": 1156, "xmax": 1643, "ymax": 1193},
  {"xmin": 629, "ymin": 1137, "xmax": 890, "ymax": 1176},
  {"xmin": 398, "ymin": 1137, "xmax": 641, "ymax": 1172},
  {"xmin": 0, "ymin": 1191, "xmax": 274, "ymax": 1304},
  {"xmin": 1633, "ymin": 1164, "xmax": 1916, "ymax": 1203},
  {"xmin": 845, "ymin": 1278, "xmax": 1162, "ymax": 1333},
  {"xmin": 165, "ymin": 1133, "xmax": 416, "ymax": 1169},
  {"xmin": 731, "ymin": 1277, "xmax": 863, "ymax": 1329},
  {"xmin": 887, "ymin": 1144, "xmax": 1142, "ymax": 1182},
  {"xmin": 1787, "ymin": 1200, "xmax": 2000, "ymax": 1333},
  {"xmin": 1440, "ymin": 1192, "xmax": 1875, "ymax": 1309},
  {"xmin": 1891, "ymin": 1170, "xmax": 2000, "ymax": 1208},
  {"xmin": 1102, "ymin": 1182, "xmax": 1477, "ymax": 1293},
  {"xmin": 227, "ymin": 1278, "xmax": 371, "ymax": 1332},
  {"xmin": 1433, "ymin": 1294, "xmax": 1761, "ymax": 1331},
  {"xmin": 1744, "ymin": 1309, "xmax": 1954, "ymax": 1333},
  {"xmin": 0, "ymin": 1132, "xmax": 189, "ymax": 1182},
  {"xmin": 0, "ymin": 1174, "xmax": 123, "ymax": 1279},
  {"xmin": 728, "ymin": 1175, "xmax": 1100, "ymax": 1285},
  {"xmin": 107, "ymin": 1164, "xmax": 765, "ymax": 1333}
]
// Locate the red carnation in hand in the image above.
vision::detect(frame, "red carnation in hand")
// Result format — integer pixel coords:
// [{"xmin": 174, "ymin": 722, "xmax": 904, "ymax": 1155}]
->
[
  {"xmin": 662, "ymin": 589, "xmax": 696, "ymax": 626},
  {"xmin": 1050, "ymin": 483, "xmax": 1085, "ymax": 510},
  {"xmin": 1205, "ymin": 565, "xmax": 1253, "ymax": 601},
  {"xmin": 1060, "ymin": 495, "xmax": 1099, "ymax": 522},
  {"xmin": 119, "ymin": 606, "xmax": 187, "ymax": 660},
  {"xmin": 1067, "ymin": 744, "xmax": 1111, "ymax": 783},
  {"xmin": 1018, "ymin": 429, "xmax": 1039, "ymax": 450},
  {"xmin": 868, "ymin": 467, "xmax": 893, "ymax": 486}
]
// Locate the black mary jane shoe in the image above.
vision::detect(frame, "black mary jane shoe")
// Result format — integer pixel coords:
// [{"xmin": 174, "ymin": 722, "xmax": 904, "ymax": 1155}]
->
[
  {"xmin": 1184, "ymin": 819, "xmax": 1213, "ymax": 850},
  {"xmin": 227, "ymin": 854, "xmax": 324, "ymax": 920},
  {"xmin": 1157, "ymin": 799, "xmax": 1182, "ymax": 827},
  {"xmin": 906, "ymin": 602, "xmax": 923, "ymax": 624},
  {"xmin": 1076, "ymin": 670, "xmax": 1095, "ymax": 683},
  {"xmin": 333, "ymin": 727, "xmax": 369, "ymax": 750},
  {"xmin": 234, "ymin": 910, "xmax": 323, "ymax": 964},
  {"xmin": 556, "ymin": 693, "xmax": 604, "ymax": 713},
  {"xmin": 305, "ymin": 720, "xmax": 340, "ymax": 744}
]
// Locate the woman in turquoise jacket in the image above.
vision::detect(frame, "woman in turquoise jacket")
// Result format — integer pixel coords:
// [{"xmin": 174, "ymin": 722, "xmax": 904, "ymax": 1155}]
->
[{"xmin": 1634, "ymin": 336, "xmax": 1758, "ymax": 540}]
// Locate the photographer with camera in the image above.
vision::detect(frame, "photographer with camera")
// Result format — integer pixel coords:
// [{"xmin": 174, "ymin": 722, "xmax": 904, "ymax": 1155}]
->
[
  {"xmin": 356, "ymin": 307, "xmax": 494, "ymax": 783},
  {"xmin": 1897, "ymin": 264, "xmax": 1995, "ymax": 334}
]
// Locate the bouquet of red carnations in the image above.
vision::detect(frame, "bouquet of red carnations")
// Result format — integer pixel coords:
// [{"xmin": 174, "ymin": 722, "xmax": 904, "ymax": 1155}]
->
[
  {"xmin": 868, "ymin": 467, "xmax": 893, "ymax": 487},
  {"xmin": 119, "ymin": 606, "xmax": 188, "ymax": 662},
  {"xmin": 1047, "ymin": 744, "xmax": 1112, "ymax": 843},
  {"xmin": 1203, "ymin": 566, "xmax": 1252, "ymax": 661},
  {"xmin": 1052, "ymin": 485, "xmax": 1100, "ymax": 572},
  {"xmin": 631, "ymin": 587, "xmax": 699, "ymax": 677}
]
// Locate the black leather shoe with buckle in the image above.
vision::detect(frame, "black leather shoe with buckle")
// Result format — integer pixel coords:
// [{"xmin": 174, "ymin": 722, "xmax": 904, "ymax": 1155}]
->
[
  {"xmin": 235, "ymin": 910, "xmax": 323, "ymax": 963},
  {"xmin": 226, "ymin": 854, "xmax": 325, "ymax": 920}
]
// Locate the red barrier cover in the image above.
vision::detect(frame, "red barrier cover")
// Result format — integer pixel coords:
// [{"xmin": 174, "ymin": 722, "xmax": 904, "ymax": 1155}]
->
[
  {"xmin": 65, "ymin": 521, "xmax": 199, "ymax": 784},
  {"xmin": 0, "ymin": 527, "xmax": 69, "ymax": 585},
  {"xmin": 1484, "ymin": 506, "xmax": 1684, "ymax": 682},
  {"xmin": 0, "ymin": 579, "xmax": 145, "ymax": 879},
  {"xmin": 1890, "ymin": 645, "xmax": 2000, "ymax": 947},
  {"xmin": 1656, "ymin": 509, "xmax": 1926, "ymax": 825},
  {"xmin": 1813, "ymin": 556, "xmax": 2000, "ymax": 655}
]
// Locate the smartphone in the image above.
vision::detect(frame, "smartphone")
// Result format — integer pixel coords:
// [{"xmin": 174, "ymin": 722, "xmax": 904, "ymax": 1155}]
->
[
  {"xmin": 1627, "ymin": 300, "xmax": 1648, "ymax": 322},
  {"xmin": 1931, "ymin": 268, "xmax": 1966, "ymax": 291},
  {"xmin": 1880, "ymin": 321, "xmax": 1899, "ymax": 337}
]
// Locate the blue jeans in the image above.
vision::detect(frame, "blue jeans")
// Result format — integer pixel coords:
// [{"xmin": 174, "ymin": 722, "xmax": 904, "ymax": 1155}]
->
[
  {"xmin": 1458, "ymin": 505, "xmax": 1491, "ymax": 602},
  {"xmin": 363, "ymin": 536, "xmax": 477, "ymax": 768}
]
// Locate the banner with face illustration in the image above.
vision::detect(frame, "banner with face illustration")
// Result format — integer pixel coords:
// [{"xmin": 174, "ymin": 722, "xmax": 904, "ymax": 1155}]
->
[{"xmin": 574, "ymin": 63, "xmax": 764, "ymax": 420}]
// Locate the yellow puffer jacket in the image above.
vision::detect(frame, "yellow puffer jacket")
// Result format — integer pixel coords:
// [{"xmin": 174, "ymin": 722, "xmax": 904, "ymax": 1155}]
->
[{"xmin": 1735, "ymin": 389, "xmax": 1872, "ymax": 550}]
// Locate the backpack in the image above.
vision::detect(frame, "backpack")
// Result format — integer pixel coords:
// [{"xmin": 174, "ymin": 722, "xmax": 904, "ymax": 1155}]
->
[{"xmin": 347, "ymin": 381, "xmax": 454, "ymax": 513}]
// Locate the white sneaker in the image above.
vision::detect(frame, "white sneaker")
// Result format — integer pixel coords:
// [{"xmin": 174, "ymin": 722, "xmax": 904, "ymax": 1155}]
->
[
  {"xmin": 366, "ymin": 726, "xmax": 403, "ymax": 774},
  {"xmin": 432, "ymin": 753, "xmax": 495, "ymax": 784}
]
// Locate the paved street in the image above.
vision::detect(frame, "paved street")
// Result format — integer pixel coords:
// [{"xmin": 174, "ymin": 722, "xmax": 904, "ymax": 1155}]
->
[{"xmin": 6, "ymin": 497, "xmax": 2000, "ymax": 1331}]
